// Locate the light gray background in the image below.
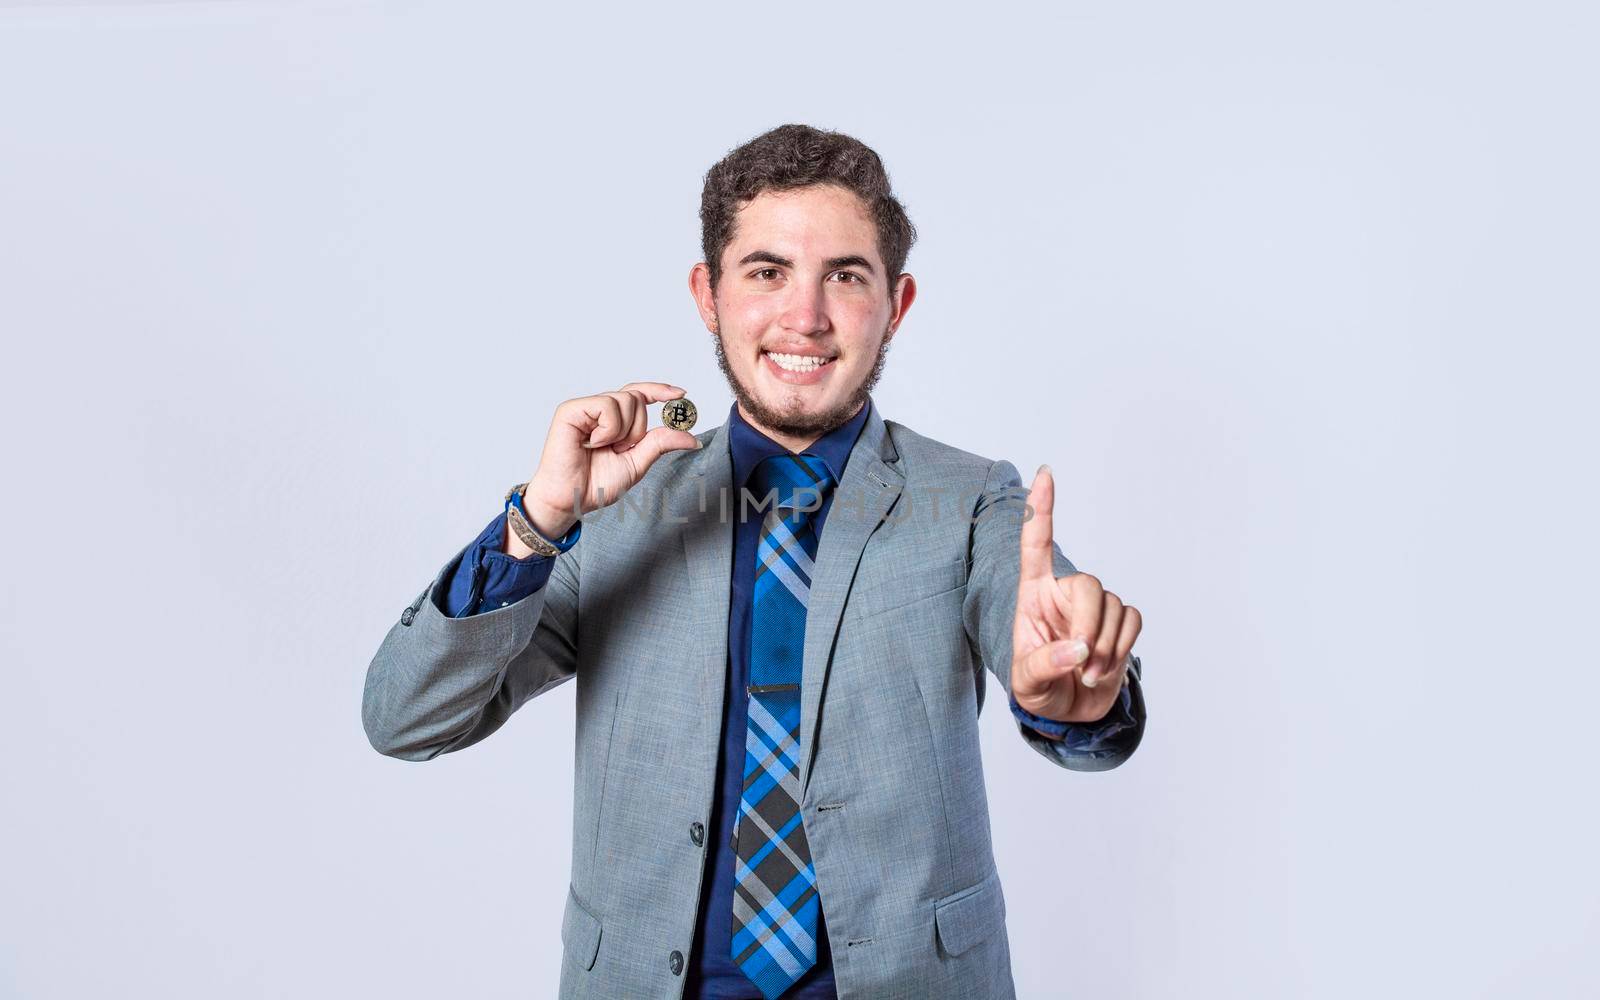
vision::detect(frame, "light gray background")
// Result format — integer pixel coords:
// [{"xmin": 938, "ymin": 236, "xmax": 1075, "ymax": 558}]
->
[{"xmin": 2, "ymin": 1, "xmax": 1595, "ymax": 997}]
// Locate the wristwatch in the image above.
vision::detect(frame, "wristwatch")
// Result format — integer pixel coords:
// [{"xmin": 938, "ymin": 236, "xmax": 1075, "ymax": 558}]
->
[{"xmin": 504, "ymin": 482, "xmax": 579, "ymax": 557}]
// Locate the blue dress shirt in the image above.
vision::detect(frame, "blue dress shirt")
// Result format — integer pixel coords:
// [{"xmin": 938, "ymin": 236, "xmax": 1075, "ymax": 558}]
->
[{"xmin": 441, "ymin": 398, "xmax": 1136, "ymax": 998}]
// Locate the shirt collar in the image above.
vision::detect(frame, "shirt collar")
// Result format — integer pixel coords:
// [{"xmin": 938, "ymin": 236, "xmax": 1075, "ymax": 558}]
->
[{"xmin": 729, "ymin": 395, "xmax": 875, "ymax": 489}]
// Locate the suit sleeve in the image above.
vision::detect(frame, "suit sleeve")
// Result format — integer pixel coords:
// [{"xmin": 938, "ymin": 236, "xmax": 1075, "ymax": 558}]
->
[
  {"xmin": 961, "ymin": 458, "xmax": 1148, "ymax": 771},
  {"xmin": 361, "ymin": 514, "xmax": 584, "ymax": 761}
]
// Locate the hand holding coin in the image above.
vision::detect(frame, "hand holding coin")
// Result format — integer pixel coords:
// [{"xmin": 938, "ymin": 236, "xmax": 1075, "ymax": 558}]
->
[{"xmin": 515, "ymin": 383, "xmax": 702, "ymax": 547}]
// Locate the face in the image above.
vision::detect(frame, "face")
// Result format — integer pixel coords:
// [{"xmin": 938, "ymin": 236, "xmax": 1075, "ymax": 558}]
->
[{"xmin": 690, "ymin": 183, "xmax": 916, "ymax": 451}]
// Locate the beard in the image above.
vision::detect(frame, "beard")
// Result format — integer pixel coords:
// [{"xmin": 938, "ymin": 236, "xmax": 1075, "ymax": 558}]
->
[{"xmin": 710, "ymin": 318, "xmax": 893, "ymax": 442}]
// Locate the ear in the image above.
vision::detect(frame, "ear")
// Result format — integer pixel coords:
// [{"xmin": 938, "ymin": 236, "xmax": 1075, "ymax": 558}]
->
[
  {"xmin": 886, "ymin": 272, "xmax": 918, "ymax": 339},
  {"xmin": 688, "ymin": 262, "xmax": 719, "ymax": 332}
]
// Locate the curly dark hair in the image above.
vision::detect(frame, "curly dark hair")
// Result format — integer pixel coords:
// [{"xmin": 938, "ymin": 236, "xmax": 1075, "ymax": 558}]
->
[{"xmin": 699, "ymin": 124, "xmax": 917, "ymax": 296}]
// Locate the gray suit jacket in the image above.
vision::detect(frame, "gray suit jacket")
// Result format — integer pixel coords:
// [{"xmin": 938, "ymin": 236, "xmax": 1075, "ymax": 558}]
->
[{"xmin": 362, "ymin": 403, "xmax": 1147, "ymax": 999}]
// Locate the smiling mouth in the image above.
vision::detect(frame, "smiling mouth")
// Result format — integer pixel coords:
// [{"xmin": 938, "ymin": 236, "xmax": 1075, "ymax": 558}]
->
[{"xmin": 763, "ymin": 350, "xmax": 837, "ymax": 373}]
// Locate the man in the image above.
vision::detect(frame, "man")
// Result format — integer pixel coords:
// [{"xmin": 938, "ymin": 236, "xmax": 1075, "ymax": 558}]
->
[{"xmin": 362, "ymin": 124, "xmax": 1147, "ymax": 1000}]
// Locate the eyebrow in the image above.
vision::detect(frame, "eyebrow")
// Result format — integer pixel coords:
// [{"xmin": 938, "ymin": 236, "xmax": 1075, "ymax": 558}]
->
[{"xmin": 738, "ymin": 250, "xmax": 877, "ymax": 274}]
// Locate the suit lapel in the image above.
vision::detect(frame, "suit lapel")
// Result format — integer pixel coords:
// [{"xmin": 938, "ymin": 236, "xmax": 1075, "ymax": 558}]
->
[
  {"xmin": 677, "ymin": 404, "xmax": 905, "ymax": 799},
  {"xmin": 798, "ymin": 406, "xmax": 903, "ymax": 795},
  {"xmin": 679, "ymin": 419, "xmax": 736, "ymax": 764}
]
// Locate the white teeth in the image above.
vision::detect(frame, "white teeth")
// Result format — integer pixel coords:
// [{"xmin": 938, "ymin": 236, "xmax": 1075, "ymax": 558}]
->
[{"xmin": 765, "ymin": 351, "xmax": 834, "ymax": 373}]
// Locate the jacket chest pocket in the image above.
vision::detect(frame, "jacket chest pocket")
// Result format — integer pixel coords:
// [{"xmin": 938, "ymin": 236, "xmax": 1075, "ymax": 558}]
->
[{"xmin": 845, "ymin": 553, "xmax": 968, "ymax": 623}]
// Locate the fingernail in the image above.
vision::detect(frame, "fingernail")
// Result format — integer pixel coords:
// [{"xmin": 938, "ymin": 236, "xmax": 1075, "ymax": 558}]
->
[
  {"xmin": 1038, "ymin": 463, "xmax": 1051, "ymax": 478},
  {"xmin": 1082, "ymin": 669, "xmax": 1099, "ymax": 687},
  {"xmin": 1050, "ymin": 639, "xmax": 1089, "ymax": 668}
]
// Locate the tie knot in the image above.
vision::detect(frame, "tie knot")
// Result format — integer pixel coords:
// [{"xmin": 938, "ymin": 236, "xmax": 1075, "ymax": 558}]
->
[{"xmin": 748, "ymin": 453, "xmax": 836, "ymax": 513}]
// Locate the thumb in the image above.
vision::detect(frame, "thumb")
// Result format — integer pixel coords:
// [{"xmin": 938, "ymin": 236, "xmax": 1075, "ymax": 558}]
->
[
  {"xmin": 621, "ymin": 426, "xmax": 702, "ymax": 477},
  {"xmin": 1014, "ymin": 637, "xmax": 1089, "ymax": 702}
]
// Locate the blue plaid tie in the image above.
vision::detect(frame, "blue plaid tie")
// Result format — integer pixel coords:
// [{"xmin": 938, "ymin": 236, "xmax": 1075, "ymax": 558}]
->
[{"xmin": 732, "ymin": 453, "xmax": 835, "ymax": 1000}]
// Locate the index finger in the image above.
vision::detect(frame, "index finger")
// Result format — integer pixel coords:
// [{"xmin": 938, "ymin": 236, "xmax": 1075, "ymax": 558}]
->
[
  {"xmin": 617, "ymin": 381, "xmax": 686, "ymax": 403},
  {"xmin": 1019, "ymin": 464, "xmax": 1056, "ymax": 583}
]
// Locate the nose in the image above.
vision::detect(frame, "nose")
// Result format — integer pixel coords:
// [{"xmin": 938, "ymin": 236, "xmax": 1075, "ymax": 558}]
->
[{"xmin": 778, "ymin": 282, "xmax": 829, "ymax": 336}]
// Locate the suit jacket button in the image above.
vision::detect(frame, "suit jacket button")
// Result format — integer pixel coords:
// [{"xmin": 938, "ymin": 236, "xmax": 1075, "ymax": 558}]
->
[
  {"xmin": 400, "ymin": 607, "xmax": 416, "ymax": 626},
  {"xmin": 668, "ymin": 950, "xmax": 684, "ymax": 976},
  {"xmin": 689, "ymin": 822, "xmax": 704, "ymax": 846}
]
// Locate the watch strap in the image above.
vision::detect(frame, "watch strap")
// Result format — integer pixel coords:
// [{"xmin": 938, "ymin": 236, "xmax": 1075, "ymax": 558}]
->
[{"xmin": 503, "ymin": 483, "xmax": 579, "ymax": 557}]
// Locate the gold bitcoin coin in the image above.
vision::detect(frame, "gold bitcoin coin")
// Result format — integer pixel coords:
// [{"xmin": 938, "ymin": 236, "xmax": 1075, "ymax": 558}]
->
[{"xmin": 661, "ymin": 397, "xmax": 698, "ymax": 432}]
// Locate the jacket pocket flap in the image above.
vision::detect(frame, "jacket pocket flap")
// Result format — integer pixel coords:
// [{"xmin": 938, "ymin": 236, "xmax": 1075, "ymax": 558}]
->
[
  {"xmin": 849, "ymin": 556, "xmax": 968, "ymax": 622},
  {"xmin": 561, "ymin": 883, "xmax": 603, "ymax": 971},
  {"xmin": 934, "ymin": 869, "xmax": 1006, "ymax": 957}
]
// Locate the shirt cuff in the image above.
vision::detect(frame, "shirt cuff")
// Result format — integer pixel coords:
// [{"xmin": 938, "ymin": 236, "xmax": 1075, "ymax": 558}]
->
[{"xmin": 441, "ymin": 510, "xmax": 580, "ymax": 617}]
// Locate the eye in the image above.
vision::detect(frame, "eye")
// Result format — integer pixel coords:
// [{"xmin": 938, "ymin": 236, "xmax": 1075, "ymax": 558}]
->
[
  {"xmin": 830, "ymin": 270, "xmax": 865, "ymax": 284},
  {"xmin": 751, "ymin": 267, "xmax": 781, "ymax": 281}
]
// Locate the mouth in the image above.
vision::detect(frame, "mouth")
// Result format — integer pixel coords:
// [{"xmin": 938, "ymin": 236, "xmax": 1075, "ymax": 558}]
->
[
  {"xmin": 762, "ymin": 349, "xmax": 838, "ymax": 385},
  {"xmin": 763, "ymin": 349, "xmax": 837, "ymax": 372}
]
